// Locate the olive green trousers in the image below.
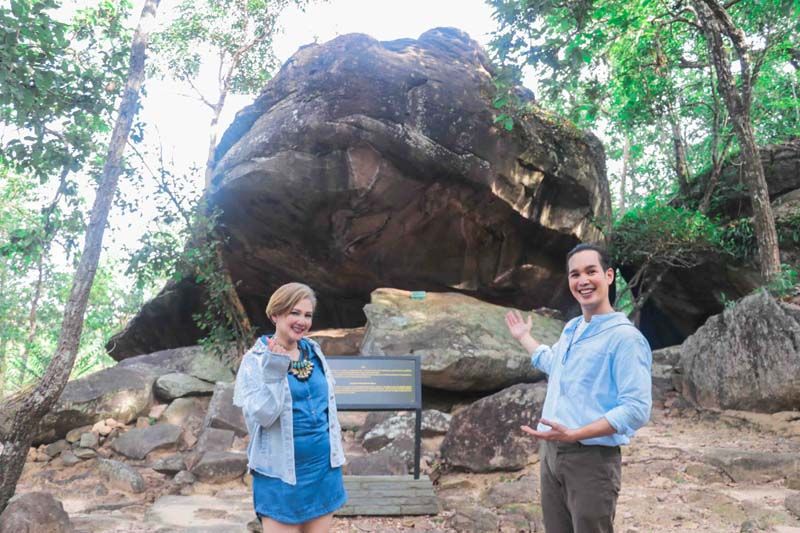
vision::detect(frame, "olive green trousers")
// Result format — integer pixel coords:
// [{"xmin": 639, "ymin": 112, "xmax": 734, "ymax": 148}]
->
[{"xmin": 539, "ymin": 440, "xmax": 622, "ymax": 533}]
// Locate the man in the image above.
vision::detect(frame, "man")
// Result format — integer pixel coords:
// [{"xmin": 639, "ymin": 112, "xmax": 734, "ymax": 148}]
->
[{"xmin": 505, "ymin": 243, "xmax": 652, "ymax": 533}]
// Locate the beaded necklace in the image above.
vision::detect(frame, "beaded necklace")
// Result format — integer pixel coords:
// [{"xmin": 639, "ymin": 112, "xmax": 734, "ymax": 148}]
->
[{"xmin": 286, "ymin": 341, "xmax": 314, "ymax": 381}]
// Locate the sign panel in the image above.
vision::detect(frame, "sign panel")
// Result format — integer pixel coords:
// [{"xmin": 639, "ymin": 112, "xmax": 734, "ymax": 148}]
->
[{"xmin": 327, "ymin": 356, "xmax": 421, "ymax": 410}]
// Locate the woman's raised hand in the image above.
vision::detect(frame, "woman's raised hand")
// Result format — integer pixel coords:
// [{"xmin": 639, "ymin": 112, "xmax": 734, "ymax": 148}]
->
[{"xmin": 505, "ymin": 310, "xmax": 532, "ymax": 341}]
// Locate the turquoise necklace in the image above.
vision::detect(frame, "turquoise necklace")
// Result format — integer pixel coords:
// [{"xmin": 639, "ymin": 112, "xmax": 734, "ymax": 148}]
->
[{"xmin": 287, "ymin": 342, "xmax": 314, "ymax": 381}]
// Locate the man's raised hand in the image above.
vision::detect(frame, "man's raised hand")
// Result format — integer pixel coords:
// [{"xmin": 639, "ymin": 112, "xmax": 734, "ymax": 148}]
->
[{"xmin": 505, "ymin": 310, "xmax": 532, "ymax": 341}]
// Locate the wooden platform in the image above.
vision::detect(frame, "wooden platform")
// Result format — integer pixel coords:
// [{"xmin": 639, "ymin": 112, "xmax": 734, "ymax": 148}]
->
[{"xmin": 338, "ymin": 475, "xmax": 439, "ymax": 516}]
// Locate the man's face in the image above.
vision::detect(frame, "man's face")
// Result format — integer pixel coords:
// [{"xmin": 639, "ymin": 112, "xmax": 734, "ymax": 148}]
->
[{"xmin": 567, "ymin": 250, "xmax": 614, "ymax": 313}]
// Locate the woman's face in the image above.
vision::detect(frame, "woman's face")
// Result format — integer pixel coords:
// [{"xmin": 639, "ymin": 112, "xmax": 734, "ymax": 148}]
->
[{"xmin": 272, "ymin": 298, "xmax": 314, "ymax": 343}]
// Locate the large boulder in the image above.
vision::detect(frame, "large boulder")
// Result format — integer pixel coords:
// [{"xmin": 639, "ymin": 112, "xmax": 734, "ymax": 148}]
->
[
  {"xmin": 440, "ymin": 383, "xmax": 547, "ymax": 472},
  {"xmin": 34, "ymin": 346, "xmax": 232, "ymax": 444},
  {"xmin": 676, "ymin": 291, "xmax": 800, "ymax": 412},
  {"xmin": 107, "ymin": 27, "xmax": 610, "ymax": 359},
  {"xmin": 360, "ymin": 289, "xmax": 562, "ymax": 391},
  {"xmin": 33, "ymin": 365, "xmax": 158, "ymax": 445}
]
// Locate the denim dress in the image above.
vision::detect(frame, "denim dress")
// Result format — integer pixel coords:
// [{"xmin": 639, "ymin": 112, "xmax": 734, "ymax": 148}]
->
[{"xmin": 252, "ymin": 338, "xmax": 347, "ymax": 524}]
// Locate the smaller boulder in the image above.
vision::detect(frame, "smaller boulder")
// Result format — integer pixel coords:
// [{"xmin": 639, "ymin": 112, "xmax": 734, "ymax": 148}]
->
[
  {"xmin": 111, "ymin": 424, "xmax": 182, "ymax": 460},
  {"xmin": 343, "ymin": 452, "xmax": 408, "ymax": 476},
  {"xmin": 197, "ymin": 427, "xmax": 235, "ymax": 453},
  {"xmin": 96, "ymin": 459, "xmax": 146, "ymax": 493},
  {"xmin": 204, "ymin": 383, "xmax": 247, "ymax": 437},
  {"xmin": 79, "ymin": 432, "xmax": 99, "ymax": 449},
  {"xmin": 44, "ymin": 440, "xmax": 70, "ymax": 458},
  {"xmin": 65, "ymin": 426, "xmax": 92, "ymax": 444},
  {"xmin": 191, "ymin": 451, "xmax": 248, "ymax": 483},
  {"xmin": 0, "ymin": 492, "xmax": 73, "ymax": 533},
  {"xmin": 154, "ymin": 373, "xmax": 215, "ymax": 401},
  {"xmin": 152, "ymin": 454, "xmax": 187, "ymax": 475},
  {"xmin": 59, "ymin": 450, "xmax": 81, "ymax": 467},
  {"xmin": 173, "ymin": 470, "xmax": 196, "ymax": 485},
  {"xmin": 440, "ymin": 383, "xmax": 547, "ymax": 472},
  {"xmin": 786, "ymin": 493, "xmax": 800, "ymax": 519}
]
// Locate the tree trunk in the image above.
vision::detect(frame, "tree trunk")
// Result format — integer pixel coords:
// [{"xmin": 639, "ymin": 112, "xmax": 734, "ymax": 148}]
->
[
  {"xmin": 619, "ymin": 137, "xmax": 631, "ymax": 212},
  {"xmin": 17, "ymin": 255, "xmax": 45, "ymax": 384},
  {"xmin": 203, "ymin": 97, "xmax": 226, "ymax": 188},
  {"xmin": 0, "ymin": 265, "xmax": 8, "ymax": 397},
  {"xmin": 668, "ymin": 109, "xmax": 691, "ymax": 196},
  {"xmin": 693, "ymin": 0, "xmax": 782, "ymax": 282},
  {"xmin": 0, "ymin": 0, "xmax": 161, "ymax": 513}
]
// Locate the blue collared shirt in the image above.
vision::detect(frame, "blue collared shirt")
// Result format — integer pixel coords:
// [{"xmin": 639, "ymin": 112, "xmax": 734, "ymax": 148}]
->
[{"xmin": 531, "ymin": 311, "xmax": 652, "ymax": 446}]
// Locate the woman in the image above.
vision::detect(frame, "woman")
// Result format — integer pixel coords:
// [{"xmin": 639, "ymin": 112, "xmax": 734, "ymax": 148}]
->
[{"xmin": 233, "ymin": 282, "xmax": 347, "ymax": 532}]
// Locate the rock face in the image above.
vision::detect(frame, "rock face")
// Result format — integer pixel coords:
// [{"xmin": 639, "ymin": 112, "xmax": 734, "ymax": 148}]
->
[
  {"xmin": 440, "ymin": 383, "xmax": 547, "ymax": 472},
  {"xmin": 34, "ymin": 346, "xmax": 231, "ymax": 444},
  {"xmin": 676, "ymin": 291, "xmax": 800, "ymax": 412},
  {"xmin": 361, "ymin": 289, "xmax": 562, "ymax": 391},
  {"xmin": 0, "ymin": 492, "xmax": 74, "ymax": 533},
  {"xmin": 108, "ymin": 27, "xmax": 610, "ymax": 359}
]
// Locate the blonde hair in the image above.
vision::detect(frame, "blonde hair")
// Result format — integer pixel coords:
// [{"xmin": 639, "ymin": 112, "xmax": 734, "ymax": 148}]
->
[{"xmin": 266, "ymin": 282, "xmax": 317, "ymax": 322}]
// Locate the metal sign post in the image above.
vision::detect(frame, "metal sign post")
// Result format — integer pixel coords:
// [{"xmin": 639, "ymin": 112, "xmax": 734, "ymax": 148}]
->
[{"xmin": 327, "ymin": 355, "xmax": 423, "ymax": 479}]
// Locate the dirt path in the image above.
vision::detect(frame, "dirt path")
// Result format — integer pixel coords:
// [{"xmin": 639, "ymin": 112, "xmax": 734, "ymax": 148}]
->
[{"xmin": 14, "ymin": 405, "xmax": 800, "ymax": 532}]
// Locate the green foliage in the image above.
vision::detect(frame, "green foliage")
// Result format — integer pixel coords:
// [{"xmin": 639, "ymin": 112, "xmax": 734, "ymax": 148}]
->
[
  {"xmin": 0, "ymin": 0, "xmax": 135, "ymax": 395},
  {"xmin": 152, "ymin": 0, "xmax": 308, "ymax": 99},
  {"xmin": 489, "ymin": 0, "xmax": 800, "ymax": 203},
  {"xmin": 610, "ymin": 195, "xmax": 725, "ymax": 268},
  {"xmin": 765, "ymin": 264, "xmax": 799, "ymax": 298}
]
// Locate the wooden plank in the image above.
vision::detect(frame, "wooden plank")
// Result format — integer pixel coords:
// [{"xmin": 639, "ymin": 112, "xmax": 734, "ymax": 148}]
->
[{"xmin": 337, "ymin": 475, "xmax": 439, "ymax": 516}]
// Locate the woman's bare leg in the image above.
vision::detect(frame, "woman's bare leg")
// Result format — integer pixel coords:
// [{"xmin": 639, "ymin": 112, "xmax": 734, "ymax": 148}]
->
[
  {"xmin": 261, "ymin": 516, "xmax": 302, "ymax": 533},
  {"xmin": 301, "ymin": 513, "xmax": 334, "ymax": 533}
]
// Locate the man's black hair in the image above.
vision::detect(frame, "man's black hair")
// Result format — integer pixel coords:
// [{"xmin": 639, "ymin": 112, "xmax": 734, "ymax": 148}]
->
[{"xmin": 566, "ymin": 243, "xmax": 612, "ymax": 272}]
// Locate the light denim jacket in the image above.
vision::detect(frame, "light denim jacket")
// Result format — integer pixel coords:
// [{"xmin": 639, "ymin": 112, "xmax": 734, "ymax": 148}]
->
[
  {"xmin": 531, "ymin": 312, "xmax": 652, "ymax": 447},
  {"xmin": 232, "ymin": 336, "xmax": 346, "ymax": 485}
]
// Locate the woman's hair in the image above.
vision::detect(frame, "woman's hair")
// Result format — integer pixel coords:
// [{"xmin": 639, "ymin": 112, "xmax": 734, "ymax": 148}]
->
[{"xmin": 266, "ymin": 282, "xmax": 317, "ymax": 322}]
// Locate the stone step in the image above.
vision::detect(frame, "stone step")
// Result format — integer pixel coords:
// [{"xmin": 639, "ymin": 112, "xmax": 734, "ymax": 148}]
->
[{"xmin": 339, "ymin": 475, "xmax": 439, "ymax": 516}]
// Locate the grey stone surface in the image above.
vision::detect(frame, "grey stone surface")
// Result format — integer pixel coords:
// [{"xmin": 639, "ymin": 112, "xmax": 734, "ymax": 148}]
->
[
  {"xmin": 361, "ymin": 289, "xmax": 562, "ymax": 391},
  {"xmin": 72, "ymin": 448, "xmax": 97, "ymax": 460},
  {"xmin": 45, "ymin": 440, "xmax": 70, "ymax": 458},
  {"xmin": 154, "ymin": 372, "xmax": 216, "ymax": 401},
  {"xmin": 159, "ymin": 397, "xmax": 207, "ymax": 427},
  {"xmin": 96, "ymin": 458, "xmax": 146, "ymax": 493},
  {"xmin": 0, "ymin": 492, "xmax": 74, "ymax": 533},
  {"xmin": 361, "ymin": 410, "xmax": 451, "ymax": 452},
  {"xmin": 190, "ymin": 451, "xmax": 248, "ymax": 483},
  {"xmin": 786, "ymin": 492, "xmax": 800, "ymax": 519},
  {"xmin": 482, "ymin": 475, "xmax": 537, "ymax": 507},
  {"xmin": 197, "ymin": 427, "xmax": 235, "ymax": 453},
  {"xmin": 173, "ymin": 470, "xmax": 196, "ymax": 485},
  {"xmin": 678, "ymin": 291, "xmax": 800, "ymax": 412},
  {"xmin": 700, "ymin": 448, "xmax": 800, "ymax": 483},
  {"xmin": 78, "ymin": 432, "xmax": 98, "ymax": 449},
  {"xmin": 203, "ymin": 383, "xmax": 247, "ymax": 437},
  {"xmin": 59, "ymin": 450, "xmax": 81, "ymax": 467},
  {"xmin": 65, "ymin": 425, "xmax": 92, "ymax": 444},
  {"xmin": 111, "ymin": 424, "xmax": 183, "ymax": 460},
  {"xmin": 151, "ymin": 454, "xmax": 187, "ymax": 475},
  {"xmin": 108, "ymin": 28, "xmax": 610, "ymax": 359},
  {"xmin": 441, "ymin": 383, "xmax": 547, "ymax": 472},
  {"xmin": 448, "ymin": 505, "xmax": 499, "ymax": 532},
  {"xmin": 343, "ymin": 452, "xmax": 409, "ymax": 476}
]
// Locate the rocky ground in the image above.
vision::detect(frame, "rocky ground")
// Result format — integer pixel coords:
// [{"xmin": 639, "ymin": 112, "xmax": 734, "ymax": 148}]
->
[{"xmin": 11, "ymin": 397, "xmax": 800, "ymax": 532}]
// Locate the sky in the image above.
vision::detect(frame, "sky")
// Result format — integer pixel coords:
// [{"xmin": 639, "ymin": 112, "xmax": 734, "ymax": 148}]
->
[{"xmin": 112, "ymin": 0, "xmax": 502, "ymax": 260}]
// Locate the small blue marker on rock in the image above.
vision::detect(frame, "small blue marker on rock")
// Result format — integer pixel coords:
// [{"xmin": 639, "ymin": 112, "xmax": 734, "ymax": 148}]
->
[{"xmin": 410, "ymin": 291, "xmax": 426, "ymax": 300}]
